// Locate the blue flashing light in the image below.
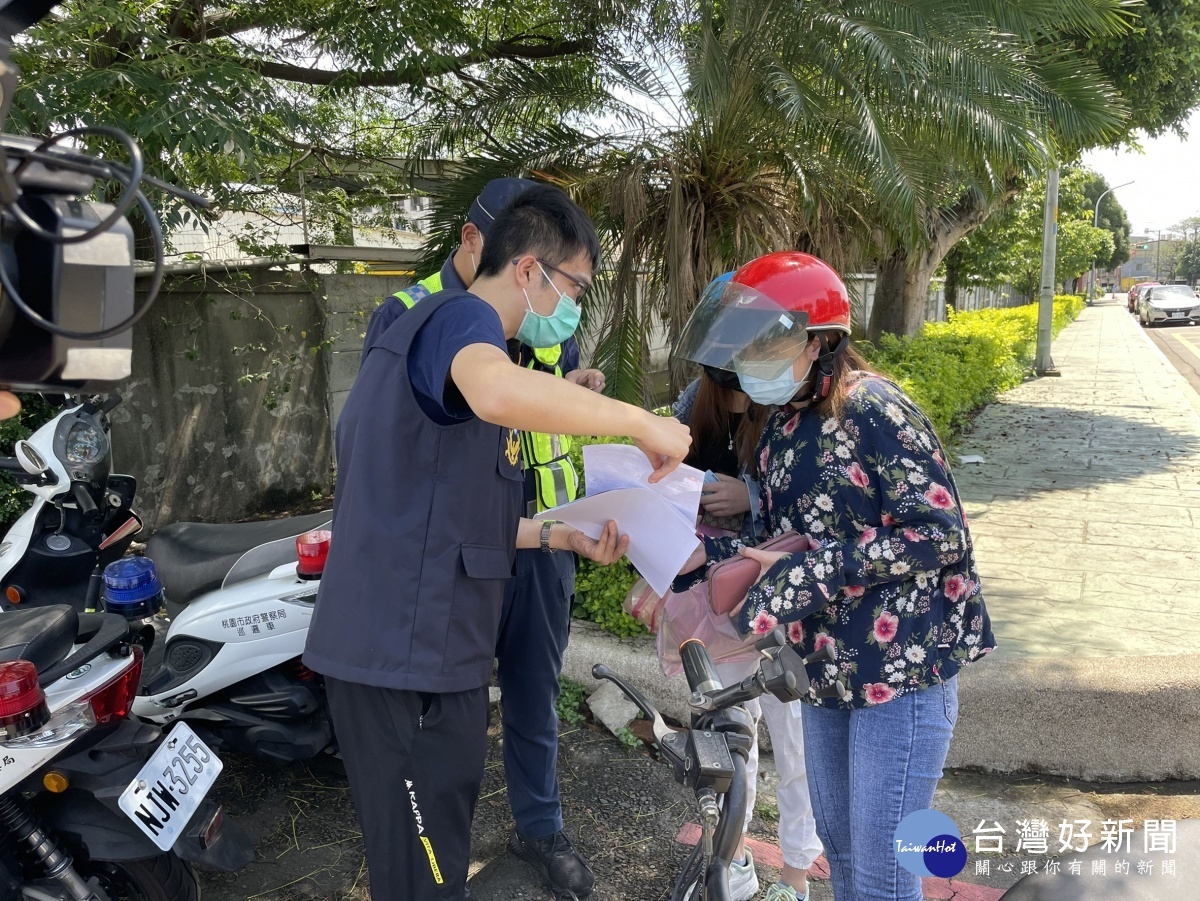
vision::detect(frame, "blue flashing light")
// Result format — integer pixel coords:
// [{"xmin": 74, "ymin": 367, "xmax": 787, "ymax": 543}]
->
[{"xmin": 103, "ymin": 557, "xmax": 164, "ymax": 619}]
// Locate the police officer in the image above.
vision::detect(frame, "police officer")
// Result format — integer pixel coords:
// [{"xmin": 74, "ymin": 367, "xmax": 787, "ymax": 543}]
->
[
  {"xmin": 365, "ymin": 177, "xmax": 605, "ymax": 897},
  {"xmin": 304, "ymin": 184, "xmax": 691, "ymax": 901}
]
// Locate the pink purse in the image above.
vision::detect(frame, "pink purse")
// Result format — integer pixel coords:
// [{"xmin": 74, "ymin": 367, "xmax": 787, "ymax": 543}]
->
[{"xmin": 706, "ymin": 531, "xmax": 816, "ymax": 615}]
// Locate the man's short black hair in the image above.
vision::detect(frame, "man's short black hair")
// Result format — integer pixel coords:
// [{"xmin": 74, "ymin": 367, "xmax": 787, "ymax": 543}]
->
[{"xmin": 477, "ymin": 184, "xmax": 601, "ymax": 278}]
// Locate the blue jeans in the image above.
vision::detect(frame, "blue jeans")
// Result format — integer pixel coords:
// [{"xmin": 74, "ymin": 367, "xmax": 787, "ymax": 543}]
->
[{"xmin": 802, "ymin": 678, "xmax": 959, "ymax": 901}]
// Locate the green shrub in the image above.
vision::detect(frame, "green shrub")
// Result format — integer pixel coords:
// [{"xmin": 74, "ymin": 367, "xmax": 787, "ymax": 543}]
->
[
  {"xmin": 573, "ymin": 543, "xmax": 645, "ymax": 637},
  {"xmin": 568, "ymin": 434, "xmax": 647, "ymax": 637}
]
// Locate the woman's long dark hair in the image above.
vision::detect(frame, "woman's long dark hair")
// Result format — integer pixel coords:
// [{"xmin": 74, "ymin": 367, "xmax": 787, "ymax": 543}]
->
[
  {"xmin": 812, "ymin": 336, "xmax": 878, "ymax": 421},
  {"xmin": 684, "ymin": 373, "xmax": 772, "ymax": 474}
]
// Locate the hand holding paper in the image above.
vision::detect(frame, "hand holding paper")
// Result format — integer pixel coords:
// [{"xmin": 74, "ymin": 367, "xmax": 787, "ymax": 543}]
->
[
  {"xmin": 536, "ymin": 444, "xmax": 703, "ymax": 595},
  {"xmin": 567, "ymin": 520, "xmax": 629, "ymax": 564}
]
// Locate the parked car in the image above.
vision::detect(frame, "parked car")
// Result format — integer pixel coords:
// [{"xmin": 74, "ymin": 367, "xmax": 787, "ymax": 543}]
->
[
  {"xmin": 1128, "ymin": 282, "xmax": 1159, "ymax": 313},
  {"xmin": 1138, "ymin": 284, "xmax": 1200, "ymax": 327}
]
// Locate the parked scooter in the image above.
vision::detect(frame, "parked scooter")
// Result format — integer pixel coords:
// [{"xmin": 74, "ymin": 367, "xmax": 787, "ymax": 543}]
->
[
  {"xmin": 0, "ymin": 395, "xmax": 141, "ymax": 613},
  {"xmin": 0, "ymin": 393, "xmax": 338, "ymax": 765},
  {"xmin": 131, "ymin": 514, "xmax": 336, "ymax": 764},
  {"xmin": 0, "ymin": 603, "xmax": 252, "ymax": 900}
]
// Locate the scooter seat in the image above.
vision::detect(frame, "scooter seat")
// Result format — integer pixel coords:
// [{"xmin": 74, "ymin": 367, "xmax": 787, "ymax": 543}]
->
[
  {"xmin": 146, "ymin": 511, "xmax": 333, "ymax": 606},
  {"xmin": 0, "ymin": 605, "xmax": 79, "ymax": 674}
]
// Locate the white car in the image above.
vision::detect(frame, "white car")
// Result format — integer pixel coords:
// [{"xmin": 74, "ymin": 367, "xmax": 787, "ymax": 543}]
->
[{"xmin": 1138, "ymin": 284, "xmax": 1200, "ymax": 327}]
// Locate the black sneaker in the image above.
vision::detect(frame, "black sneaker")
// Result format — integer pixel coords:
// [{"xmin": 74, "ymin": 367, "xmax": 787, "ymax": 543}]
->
[{"xmin": 508, "ymin": 828, "xmax": 596, "ymax": 899}]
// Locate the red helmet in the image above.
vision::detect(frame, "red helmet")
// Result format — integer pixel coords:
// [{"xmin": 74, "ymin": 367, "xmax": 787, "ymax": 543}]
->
[
  {"xmin": 673, "ymin": 252, "xmax": 851, "ymax": 380},
  {"xmin": 731, "ymin": 253, "xmax": 851, "ymax": 332}
]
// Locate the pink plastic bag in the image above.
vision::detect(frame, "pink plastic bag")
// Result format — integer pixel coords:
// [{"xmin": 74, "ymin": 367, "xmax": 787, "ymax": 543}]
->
[
  {"xmin": 656, "ymin": 583, "xmax": 759, "ymax": 677},
  {"xmin": 622, "ymin": 577, "xmax": 666, "ymax": 633}
]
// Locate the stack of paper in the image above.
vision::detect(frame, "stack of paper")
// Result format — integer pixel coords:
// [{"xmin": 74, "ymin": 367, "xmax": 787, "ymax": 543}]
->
[{"xmin": 534, "ymin": 444, "xmax": 703, "ymax": 596}]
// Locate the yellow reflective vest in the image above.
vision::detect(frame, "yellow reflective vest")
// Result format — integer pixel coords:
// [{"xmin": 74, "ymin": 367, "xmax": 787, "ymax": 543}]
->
[{"xmin": 389, "ymin": 277, "xmax": 579, "ymax": 512}]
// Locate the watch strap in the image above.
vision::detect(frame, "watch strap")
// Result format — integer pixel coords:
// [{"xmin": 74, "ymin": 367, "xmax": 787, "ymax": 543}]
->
[{"xmin": 540, "ymin": 519, "xmax": 557, "ymax": 553}]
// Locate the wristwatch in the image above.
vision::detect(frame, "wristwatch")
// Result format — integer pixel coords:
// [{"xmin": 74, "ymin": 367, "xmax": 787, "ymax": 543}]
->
[{"xmin": 540, "ymin": 520, "xmax": 557, "ymax": 553}]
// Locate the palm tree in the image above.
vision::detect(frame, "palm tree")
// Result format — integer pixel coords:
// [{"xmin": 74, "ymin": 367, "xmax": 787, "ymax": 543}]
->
[{"xmin": 413, "ymin": 0, "xmax": 1129, "ymax": 398}]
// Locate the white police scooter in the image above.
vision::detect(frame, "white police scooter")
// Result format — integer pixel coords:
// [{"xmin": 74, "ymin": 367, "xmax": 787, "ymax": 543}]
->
[
  {"xmin": 0, "ymin": 395, "xmax": 142, "ymax": 614},
  {"xmin": 0, "ymin": 600, "xmax": 251, "ymax": 899},
  {"xmin": 0, "ymin": 394, "xmax": 338, "ymax": 764},
  {"xmin": 130, "ymin": 514, "xmax": 336, "ymax": 764}
]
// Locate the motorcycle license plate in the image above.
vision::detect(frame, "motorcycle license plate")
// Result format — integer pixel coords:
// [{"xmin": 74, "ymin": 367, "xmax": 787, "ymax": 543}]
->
[{"xmin": 118, "ymin": 723, "xmax": 222, "ymax": 851}]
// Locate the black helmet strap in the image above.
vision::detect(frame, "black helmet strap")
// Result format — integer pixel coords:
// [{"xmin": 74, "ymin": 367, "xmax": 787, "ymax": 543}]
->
[{"xmin": 804, "ymin": 331, "xmax": 847, "ymax": 405}]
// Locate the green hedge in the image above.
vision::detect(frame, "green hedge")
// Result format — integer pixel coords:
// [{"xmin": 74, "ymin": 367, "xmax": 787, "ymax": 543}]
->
[
  {"xmin": 570, "ymin": 295, "xmax": 1086, "ymax": 636},
  {"xmin": 862, "ymin": 294, "xmax": 1084, "ymax": 441}
]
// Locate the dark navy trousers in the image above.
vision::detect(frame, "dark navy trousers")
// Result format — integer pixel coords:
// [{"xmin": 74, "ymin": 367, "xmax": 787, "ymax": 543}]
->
[{"xmin": 495, "ymin": 543, "xmax": 575, "ymax": 839}]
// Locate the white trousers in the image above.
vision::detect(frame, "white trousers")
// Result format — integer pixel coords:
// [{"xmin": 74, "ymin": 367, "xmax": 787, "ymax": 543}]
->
[{"xmin": 715, "ymin": 658, "xmax": 824, "ymax": 870}]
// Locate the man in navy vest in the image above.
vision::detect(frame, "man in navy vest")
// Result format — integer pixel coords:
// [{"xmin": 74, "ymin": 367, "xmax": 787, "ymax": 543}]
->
[
  {"xmin": 362, "ymin": 176, "xmax": 607, "ymax": 897},
  {"xmin": 304, "ymin": 184, "xmax": 691, "ymax": 901}
]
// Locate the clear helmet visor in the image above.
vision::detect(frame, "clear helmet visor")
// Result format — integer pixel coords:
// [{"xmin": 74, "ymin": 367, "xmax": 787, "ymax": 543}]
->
[{"xmin": 672, "ymin": 280, "xmax": 811, "ymax": 381}]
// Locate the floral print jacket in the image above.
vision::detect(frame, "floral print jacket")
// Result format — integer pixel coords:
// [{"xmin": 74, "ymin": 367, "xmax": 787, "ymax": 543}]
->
[{"xmin": 696, "ymin": 374, "xmax": 995, "ymax": 709}]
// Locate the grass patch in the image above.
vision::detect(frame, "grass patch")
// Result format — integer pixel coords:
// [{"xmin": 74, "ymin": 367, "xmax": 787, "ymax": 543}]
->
[
  {"xmin": 755, "ymin": 801, "xmax": 780, "ymax": 823},
  {"xmin": 556, "ymin": 676, "xmax": 590, "ymax": 728}
]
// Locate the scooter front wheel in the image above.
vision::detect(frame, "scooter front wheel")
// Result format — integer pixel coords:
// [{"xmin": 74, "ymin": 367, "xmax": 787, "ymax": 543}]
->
[{"xmin": 72, "ymin": 852, "xmax": 198, "ymax": 901}]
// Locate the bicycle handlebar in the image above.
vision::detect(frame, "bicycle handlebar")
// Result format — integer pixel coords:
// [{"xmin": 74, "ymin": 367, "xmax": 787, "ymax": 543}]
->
[
  {"xmin": 596, "ymin": 629, "xmax": 830, "ymax": 901},
  {"xmin": 680, "ymin": 638, "xmax": 722, "ymax": 696}
]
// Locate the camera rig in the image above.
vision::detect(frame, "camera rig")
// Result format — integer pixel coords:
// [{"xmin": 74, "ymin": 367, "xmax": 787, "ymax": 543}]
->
[{"xmin": 0, "ymin": 0, "xmax": 208, "ymax": 393}]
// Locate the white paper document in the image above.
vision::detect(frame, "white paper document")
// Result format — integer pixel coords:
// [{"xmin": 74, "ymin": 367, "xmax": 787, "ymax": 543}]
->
[{"xmin": 534, "ymin": 444, "xmax": 703, "ymax": 597}]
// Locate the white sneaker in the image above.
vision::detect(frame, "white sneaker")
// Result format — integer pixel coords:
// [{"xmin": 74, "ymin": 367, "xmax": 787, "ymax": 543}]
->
[
  {"xmin": 762, "ymin": 881, "xmax": 807, "ymax": 901},
  {"xmin": 727, "ymin": 848, "xmax": 760, "ymax": 901},
  {"xmin": 681, "ymin": 848, "xmax": 759, "ymax": 901}
]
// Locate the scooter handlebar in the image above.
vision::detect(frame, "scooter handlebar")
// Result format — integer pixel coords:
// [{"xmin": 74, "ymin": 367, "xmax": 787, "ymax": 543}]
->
[{"xmin": 72, "ymin": 482, "xmax": 98, "ymax": 515}]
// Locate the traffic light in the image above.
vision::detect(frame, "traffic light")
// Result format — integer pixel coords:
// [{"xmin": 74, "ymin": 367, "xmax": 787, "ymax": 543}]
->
[{"xmin": 1140, "ymin": 243, "xmax": 1151, "ymax": 250}]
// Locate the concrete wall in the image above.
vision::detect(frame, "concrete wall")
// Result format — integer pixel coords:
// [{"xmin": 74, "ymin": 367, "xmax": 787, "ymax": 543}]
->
[
  {"xmin": 321, "ymin": 275, "xmax": 413, "ymax": 460},
  {"xmin": 115, "ymin": 271, "xmax": 407, "ymax": 531}
]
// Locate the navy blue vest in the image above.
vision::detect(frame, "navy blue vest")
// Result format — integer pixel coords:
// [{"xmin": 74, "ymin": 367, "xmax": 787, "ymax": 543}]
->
[{"xmin": 303, "ymin": 294, "xmax": 524, "ymax": 692}]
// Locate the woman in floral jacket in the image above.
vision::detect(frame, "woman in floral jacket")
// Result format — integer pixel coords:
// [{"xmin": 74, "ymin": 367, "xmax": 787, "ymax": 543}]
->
[{"xmin": 674, "ymin": 251, "xmax": 995, "ymax": 901}]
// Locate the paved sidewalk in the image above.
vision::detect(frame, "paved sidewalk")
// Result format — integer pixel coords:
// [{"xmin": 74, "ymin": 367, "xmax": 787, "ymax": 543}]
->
[
  {"xmin": 955, "ymin": 299, "xmax": 1200, "ymax": 659},
  {"xmin": 944, "ymin": 299, "xmax": 1200, "ymax": 780}
]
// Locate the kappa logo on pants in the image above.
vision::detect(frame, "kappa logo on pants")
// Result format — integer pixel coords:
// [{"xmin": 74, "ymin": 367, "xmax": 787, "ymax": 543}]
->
[{"xmin": 406, "ymin": 779, "xmax": 444, "ymax": 884}]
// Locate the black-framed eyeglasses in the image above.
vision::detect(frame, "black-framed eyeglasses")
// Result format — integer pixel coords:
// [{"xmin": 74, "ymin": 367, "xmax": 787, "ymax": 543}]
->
[{"xmin": 536, "ymin": 258, "xmax": 591, "ymax": 300}]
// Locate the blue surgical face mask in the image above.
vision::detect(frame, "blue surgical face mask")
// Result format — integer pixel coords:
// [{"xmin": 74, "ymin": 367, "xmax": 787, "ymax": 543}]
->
[
  {"xmin": 737, "ymin": 359, "xmax": 813, "ymax": 406},
  {"xmin": 516, "ymin": 263, "xmax": 582, "ymax": 348}
]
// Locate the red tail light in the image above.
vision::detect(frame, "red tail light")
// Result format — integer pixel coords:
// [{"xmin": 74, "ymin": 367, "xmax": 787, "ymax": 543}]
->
[
  {"xmin": 83, "ymin": 647, "xmax": 144, "ymax": 724},
  {"xmin": 296, "ymin": 529, "xmax": 331, "ymax": 580},
  {"xmin": 0, "ymin": 659, "xmax": 50, "ymax": 738},
  {"xmin": 292, "ymin": 659, "xmax": 318, "ymax": 682}
]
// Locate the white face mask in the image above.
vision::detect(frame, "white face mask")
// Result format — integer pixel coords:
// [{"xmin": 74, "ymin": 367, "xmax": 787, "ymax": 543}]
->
[{"xmin": 737, "ymin": 359, "xmax": 813, "ymax": 406}]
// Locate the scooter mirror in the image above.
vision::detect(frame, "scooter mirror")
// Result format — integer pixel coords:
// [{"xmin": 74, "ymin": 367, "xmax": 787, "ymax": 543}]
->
[{"xmin": 15, "ymin": 440, "xmax": 48, "ymax": 475}]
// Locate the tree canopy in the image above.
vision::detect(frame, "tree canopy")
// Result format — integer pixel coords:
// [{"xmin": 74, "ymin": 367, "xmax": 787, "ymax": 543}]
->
[
  {"xmin": 1079, "ymin": 170, "xmax": 1134, "ymax": 270},
  {"xmin": 1074, "ymin": 0, "xmax": 1200, "ymax": 138},
  {"xmin": 8, "ymin": 0, "xmax": 637, "ymax": 232},
  {"xmin": 948, "ymin": 167, "xmax": 1116, "ymax": 299}
]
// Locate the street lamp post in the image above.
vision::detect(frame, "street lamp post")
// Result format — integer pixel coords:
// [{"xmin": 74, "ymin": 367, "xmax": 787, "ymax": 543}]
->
[
  {"xmin": 1035, "ymin": 168, "xmax": 1060, "ymax": 375},
  {"xmin": 1089, "ymin": 180, "xmax": 1133, "ymax": 302}
]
